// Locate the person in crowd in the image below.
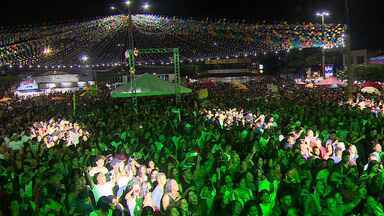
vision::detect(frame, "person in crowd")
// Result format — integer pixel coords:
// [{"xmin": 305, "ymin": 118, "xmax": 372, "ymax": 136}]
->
[
  {"xmin": 110, "ymin": 158, "xmax": 123, "ymax": 180},
  {"xmin": 89, "ymin": 156, "xmax": 109, "ymax": 177},
  {"xmin": 364, "ymin": 153, "xmax": 380, "ymax": 171},
  {"xmin": 125, "ymin": 182, "xmax": 143, "ymax": 216},
  {"xmin": 150, "ymin": 169, "xmax": 159, "ymax": 185},
  {"xmin": 311, "ymin": 146, "xmax": 321, "ymax": 159},
  {"xmin": 147, "ymin": 161, "xmax": 156, "ymax": 175},
  {"xmin": 372, "ymin": 143, "xmax": 382, "ymax": 162},
  {"xmin": 348, "ymin": 144, "xmax": 359, "ymax": 166},
  {"xmin": 331, "ymin": 145, "xmax": 344, "ymax": 164},
  {"xmin": 138, "ymin": 165, "xmax": 151, "ymax": 197},
  {"xmin": 115, "ymin": 161, "xmax": 132, "ymax": 198},
  {"xmin": 300, "ymin": 140, "xmax": 311, "ymax": 160},
  {"xmin": 92, "ymin": 173, "xmax": 124, "ymax": 215},
  {"xmin": 162, "ymin": 179, "xmax": 181, "ymax": 211},
  {"xmin": 322, "ymin": 142, "xmax": 334, "ymax": 160},
  {"xmin": 152, "ymin": 172, "xmax": 167, "ymax": 211}
]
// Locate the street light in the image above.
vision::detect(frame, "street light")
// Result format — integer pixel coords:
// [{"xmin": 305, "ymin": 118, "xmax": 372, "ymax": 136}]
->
[
  {"xmin": 125, "ymin": 0, "xmax": 131, "ymax": 6},
  {"xmin": 80, "ymin": 55, "xmax": 89, "ymax": 63},
  {"xmin": 344, "ymin": 0, "xmax": 353, "ymax": 98},
  {"xmin": 143, "ymin": 2, "xmax": 150, "ymax": 10},
  {"xmin": 316, "ymin": 11, "xmax": 330, "ymax": 77},
  {"xmin": 108, "ymin": 1, "xmax": 152, "ymax": 86},
  {"xmin": 108, "ymin": 1, "xmax": 153, "ymax": 53},
  {"xmin": 316, "ymin": 11, "xmax": 330, "ymax": 18}
]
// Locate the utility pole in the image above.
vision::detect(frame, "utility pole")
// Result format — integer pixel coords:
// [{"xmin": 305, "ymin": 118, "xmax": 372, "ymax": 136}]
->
[
  {"xmin": 111, "ymin": 1, "xmax": 151, "ymax": 112},
  {"xmin": 316, "ymin": 11, "xmax": 330, "ymax": 77},
  {"xmin": 344, "ymin": 0, "xmax": 353, "ymax": 98},
  {"xmin": 321, "ymin": 15, "xmax": 326, "ymax": 77}
]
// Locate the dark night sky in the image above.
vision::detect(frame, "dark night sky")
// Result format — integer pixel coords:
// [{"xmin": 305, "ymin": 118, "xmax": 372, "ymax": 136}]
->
[{"xmin": 0, "ymin": 0, "xmax": 383, "ymax": 49}]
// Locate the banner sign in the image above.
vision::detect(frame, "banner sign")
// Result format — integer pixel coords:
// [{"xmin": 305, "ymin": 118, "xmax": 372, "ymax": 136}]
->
[
  {"xmin": 369, "ymin": 56, "xmax": 384, "ymax": 65},
  {"xmin": 324, "ymin": 65, "xmax": 334, "ymax": 78},
  {"xmin": 17, "ymin": 79, "xmax": 39, "ymax": 91}
]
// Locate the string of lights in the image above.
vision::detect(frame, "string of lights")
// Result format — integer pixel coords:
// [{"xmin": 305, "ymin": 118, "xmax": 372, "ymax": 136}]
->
[{"xmin": 0, "ymin": 14, "xmax": 346, "ymax": 68}]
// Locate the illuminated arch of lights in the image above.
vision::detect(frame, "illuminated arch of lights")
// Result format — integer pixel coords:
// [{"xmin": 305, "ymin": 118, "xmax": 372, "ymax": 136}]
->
[{"xmin": 0, "ymin": 14, "xmax": 345, "ymax": 68}]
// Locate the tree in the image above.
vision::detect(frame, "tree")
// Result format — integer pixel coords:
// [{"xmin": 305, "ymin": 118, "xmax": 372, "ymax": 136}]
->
[
  {"xmin": 286, "ymin": 49, "xmax": 305, "ymax": 70},
  {"xmin": 285, "ymin": 49, "xmax": 321, "ymax": 73},
  {"xmin": 351, "ymin": 65, "xmax": 384, "ymax": 81}
]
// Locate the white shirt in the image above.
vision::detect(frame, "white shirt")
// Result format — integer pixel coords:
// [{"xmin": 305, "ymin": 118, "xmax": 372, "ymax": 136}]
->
[
  {"xmin": 152, "ymin": 185, "xmax": 164, "ymax": 210},
  {"xmin": 127, "ymin": 197, "xmax": 137, "ymax": 216},
  {"xmin": 93, "ymin": 182, "xmax": 114, "ymax": 202},
  {"xmin": 116, "ymin": 176, "xmax": 130, "ymax": 197},
  {"xmin": 117, "ymin": 176, "xmax": 130, "ymax": 188}
]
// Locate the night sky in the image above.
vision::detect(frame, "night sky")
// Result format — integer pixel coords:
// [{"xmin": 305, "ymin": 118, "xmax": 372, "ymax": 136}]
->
[{"xmin": 0, "ymin": 0, "xmax": 383, "ymax": 49}]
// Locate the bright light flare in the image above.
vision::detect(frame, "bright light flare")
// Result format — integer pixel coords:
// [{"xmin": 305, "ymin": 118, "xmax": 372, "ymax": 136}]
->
[
  {"xmin": 43, "ymin": 47, "xmax": 52, "ymax": 55},
  {"xmin": 143, "ymin": 3, "xmax": 150, "ymax": 10},
  {"xmin": 316, "ymin": 11, "xmax": 330, "ymax": 17},
  {"xmin": 80, "ymin": 55, "xmax": 89, "ymax": 62}
]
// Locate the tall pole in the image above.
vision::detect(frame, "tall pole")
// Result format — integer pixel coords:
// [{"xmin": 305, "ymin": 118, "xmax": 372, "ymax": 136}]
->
[
  {"xmin": 321, "ymin": 15, "xmax": 326, "ymax": 77},
  {"xmin": 316, "ymin": 11, "xmax": 329, "ymax": 77},
  {"xmin": 127, "ymin": 7, "xmax": 135, "ymax": 81},
  {"xmin": 72, "ymin": 93, "xmax": 77, "ymax": 117},
  {"xmin": 125, "ymin": 5, "xmax": 138, "ymax": 112},
  {"xmin": 345, "ymin": 0, "xmax": 352, "ymax": 98}
]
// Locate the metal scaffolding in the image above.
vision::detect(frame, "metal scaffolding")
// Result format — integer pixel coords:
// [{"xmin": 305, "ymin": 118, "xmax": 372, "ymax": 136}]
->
[{"xmin": 125, "ymin": 47, "xmax": 181, "ymax": 111}]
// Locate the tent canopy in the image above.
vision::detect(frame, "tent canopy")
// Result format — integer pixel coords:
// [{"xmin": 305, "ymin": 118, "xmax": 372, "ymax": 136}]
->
[
  {"xmin": 111, "ymin": 73, "xmax": 192, "ymax": 98},
  {"xmin": 361, "ymin": 87, "xmax": 381, "ymax": 95}
]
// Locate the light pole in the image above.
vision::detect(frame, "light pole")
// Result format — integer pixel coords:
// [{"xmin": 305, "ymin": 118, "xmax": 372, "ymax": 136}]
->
[
  {"xmin": 316, "ymin": 11, "xmax": 330, "ymax": 77},
  {"xmin": 109, "ymin": 1, "xmax": 151, "ymax": 113},
  {"xmin": 110, "ymin": 1, "xmax": 151, "ymax": 50},
  {"xmin": 344, "ymin": 0, "xmax": 352, "ymax": 98},
  {"xmin": 109, "ymin": 1, "xmax": 151, "ymax": 72}
]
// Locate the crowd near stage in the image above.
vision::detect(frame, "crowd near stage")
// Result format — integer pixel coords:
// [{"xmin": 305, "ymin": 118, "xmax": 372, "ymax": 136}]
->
[{"xmin": 2, "ymin": 5, "xmax": 384, "ymax": 216}]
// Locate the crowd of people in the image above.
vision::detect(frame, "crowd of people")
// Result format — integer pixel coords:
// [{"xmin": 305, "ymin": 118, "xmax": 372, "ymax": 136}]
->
[
  {"xmin": 2, "ymin": 78, "xmax": 384, "ymax": 215},
  {"xmin": 343, "ymin": 93, "xmax": 384, "ymax": 117},
  {"xmin": 201, "ymin": 108, "xmax": 276, "ymax": 130},
  {"xmin": 281, "ymin": 128, "xmax": 359, "ymax": 164},
  {"xmin": 29, "ymin": 118, "xmax": 89, "ymax": 148},
  {"xmin": 87, "ymin": 154, "xmax": 182, "ymax": 215}
]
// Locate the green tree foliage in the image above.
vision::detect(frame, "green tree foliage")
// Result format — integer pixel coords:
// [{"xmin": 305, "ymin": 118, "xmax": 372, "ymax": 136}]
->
[{"xmin": 352, "ymin": 64, "xmax": 384, "ymax": 81}]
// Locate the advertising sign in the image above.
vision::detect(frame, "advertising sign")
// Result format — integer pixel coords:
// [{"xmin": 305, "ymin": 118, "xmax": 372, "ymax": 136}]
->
[
  {"xmin": 369, "ymin": 56, "xmax": 384, "ymax": 65},
  {"xmin": 324, "ymin": 65, "xmax": 334, "ymax": 78},
  {"xmin": 17, "ymin": 79, "xmax": 39, "ymax": 91}
]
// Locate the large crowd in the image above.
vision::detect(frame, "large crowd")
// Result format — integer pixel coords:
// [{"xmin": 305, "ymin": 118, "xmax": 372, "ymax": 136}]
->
[
  {"xmin": 2, "ymin": 78, "xmax": 384, "ymax": 215},
  {"xmin": 30, "ymin": 118, "xmax": 89, "ymax": 148},
  {"xmin": 87, "ymin": 154, "xmax": 181, "ymax": 215},
  {"xmin": 201, "ymin": 108, "xmax": 276, "ymax": 130},
  {"xmin": 342, "ymin": 93, "xmax": 384, "ymax": 117}
]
